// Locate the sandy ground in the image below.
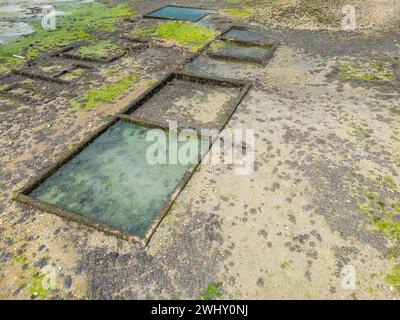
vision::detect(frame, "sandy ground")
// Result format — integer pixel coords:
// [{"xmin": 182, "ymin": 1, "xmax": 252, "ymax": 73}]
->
[{"xmin": 0, "ymin": 0, "xmax": 399, "ymax": 300}]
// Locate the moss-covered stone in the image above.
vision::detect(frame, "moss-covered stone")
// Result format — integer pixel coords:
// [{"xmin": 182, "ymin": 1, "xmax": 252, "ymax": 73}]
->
[
  {"xmin": 385, "ymin": 264, "xmax": 400, "ymax": 293},
  {"xmin": 337, "ymin": 59, "xmax": 394, "ymax": 81},
  {"xmin": 0, "ymin": 2, "xmax": 135, "ymax": 73},
  {"xmin": 71, "ymin": 72, "xmax": 141, "ymax": 111},
  {"xmin": 359, "ymin": 185, "xmax": 400, "ymax": 249},
  {"xmin": 73, "ymin": 40, "xmax": 120, "ymax": 59},
  {"xmin": 224, "ymin": 7, "xmax": 252, "ymax": 18},
  {"xmin": 134, "ymin": 21, "xmax": 218, "ymax": 52},
  {"xmin": 349, "ymin": 123, "xmax": 372, "ymax": 140},
  {"xmin": 200, "ymin": 282, "xmax": 223, "ymax": 300}
]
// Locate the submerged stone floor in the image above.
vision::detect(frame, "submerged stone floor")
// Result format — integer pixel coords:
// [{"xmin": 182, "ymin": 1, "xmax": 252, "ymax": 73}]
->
[{"xmin": 0, "ymin": 0, "xmax": 400, "ymax": 300}]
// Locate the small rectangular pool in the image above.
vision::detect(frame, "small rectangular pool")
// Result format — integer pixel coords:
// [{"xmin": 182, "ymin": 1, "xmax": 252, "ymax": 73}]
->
[
  {"xmin": 61, "ymin": 40, "xmax": 126, "ymax": 63},
  {"xmin": 222, "ymin": 28, "xmax": 270, "ymax": 46},
  {"xmin": 207, "ymin": 40, "xmax": 276, "ymax": 64},
  {"xmin": 145, "ymin": 5, "xmax": 208, "ymax": 22},
  {"xmin": 122, "ymin": 72, "xmax": 251, "ymax": 131},
  {"xmin": 18, "ymin": 119, "xmax": 203, "ymax": 241}
]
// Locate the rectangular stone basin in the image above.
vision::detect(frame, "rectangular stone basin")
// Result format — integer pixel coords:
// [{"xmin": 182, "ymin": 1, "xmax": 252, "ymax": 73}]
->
[
  {"xmin": 125, "ymin": 73, "xmax": 250, "ymax": 131},
  {"xmin": 21, "ymin": 120, "xmax": 202, "ymax": 240},
  {"xmin": 61, "ymin": 40, "xmax": 125, "ymax": 63},
  {"xmin": 57, "ymin": 67, "xmax": 87, "ymax": 82},
  {"xmin": 207, "ymin": 40, "xmax": 276, "ymax": 64},
  {"xmin": 145, "ymin": 5, "xmax": 208, "ymax": 22},
  {"xmin": 222, "ymin": 27, "xmax": 271, "ymax": 46}
]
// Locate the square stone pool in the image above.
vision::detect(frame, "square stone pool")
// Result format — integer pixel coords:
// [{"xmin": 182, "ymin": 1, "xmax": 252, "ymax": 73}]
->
[
  {"xmin": 145, "ymin": 5, "xmax": 208, "ymax": 22},
  {"xmin": 207, "ymin": 40, "xmax": 276, "ymax": 64},
  {"xmin": 124, "ymin": 73, "xmax": 251, "ymax": 131},
  {"xmin": 20, "ymin": 120, "xmax": 203, "ymax": 241}
]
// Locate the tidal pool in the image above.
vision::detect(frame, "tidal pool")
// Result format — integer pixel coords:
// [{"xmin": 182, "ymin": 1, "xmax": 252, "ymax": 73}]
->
[
  {"xmin": 224, "ymin": 28, "xmax": 268, "ymax": 45},
  {"xmin": 208, "ymin": 40, "xmax": 273, "ymax": 64},
  {"xmin": 146, "ymin": 6, "xmax": 208, "ymax": 21},
  {"xmin": 29, "ymin": 121, "xmax": 201, "ymax": 237}
]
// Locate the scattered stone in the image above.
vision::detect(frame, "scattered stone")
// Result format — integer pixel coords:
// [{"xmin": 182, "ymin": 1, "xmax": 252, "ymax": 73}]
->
[{"xmin": 64, "ymin": 275, "xmax": 73, "ymax": 289}]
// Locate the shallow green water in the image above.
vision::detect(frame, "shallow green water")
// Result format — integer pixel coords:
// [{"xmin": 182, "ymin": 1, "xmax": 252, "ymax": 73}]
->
[
  {"xmin": 225, "ymin": 29, "xmax": 266, "ymax": 44},
  {"xmin": 210, "ymin": 41, "xmax": 271, "ymax": 62},
  {"xmin": 29, "ymin": 121, "xmax": 201, "ymax": 237},
  {"xmin": 148, "ymin": 6, "xmax": 207, "ymax": 21}
]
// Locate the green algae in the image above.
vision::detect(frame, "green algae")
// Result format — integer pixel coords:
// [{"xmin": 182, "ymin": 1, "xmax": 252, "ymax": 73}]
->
[
  {"xmin": 17, "ymin": 266, "xmax": 53, "ymax": 299},
  {"xmin": 0, "ymin": 2, "xmax": 135, "ymax": 73},
  {"xmin": 170, "ymin": 200, "xmax": 185, "ymax": 211},
  {"xmin": 223, "ymin": 0, "xmax": 265, "ymax": 19},
  {"xmin": 10, "ymin": 245, "xmax": 54, "ymax": 299},
  {"xmin": 55, "ymin": 1, "xmax": 135, "ymax": 32},
  {"xmin": 66, "ymin": 142, "xmax": 75, "ymax": 152},
  {"xmin": 71, "ymin": 72, "xmax": 141, "ymax": 111},
  {"xmin": 385, "ymin": 264, "xmax": 400, "ymax": 293},
  {"xmin": 164, "ymin": 212, "xmax": 175, "ymax": 227},
  {"xmin": 104, "ymin": 65, "xmax": 124, "ymax": 77},
  {"xmin": 28, "ymin": 271, "xmax": 49, "ymax": 299},
  {"xmin": 359, "ymin": 188, "xmax": 400, "ymax": 247},
  {"xmin": 224, "ymin": 7, "xmax": 252, "ymax": 18},
  {"xmin": 349, "ymin": 123, "xmax": 372, "ymax": 140},
  {"xmin": 0, "ymin": 83, "xmax": 11, "ymax": 91},
  {"xmin": 11, "ymin": 191, "xmax": 20, "ymax": 200},
  {"xmin": 200, "ymin": 282, "xmax": 223, "ymax": 300},
  {"xmin": 209, "ymin": 40, "xmax": 229, "ymax": 51},
  {"xmin": 73, "ymin": 40, "xmax": 120, "ymax": 59},
  {"xmin": 134, "ymin": 21, "xmax": 218, "ymax": 51},
  {"xmin": 38, "ymin": 64, "xmax": 68, "ymax": 75},
  {"xmin": 59, "ymin": 68, "xmax": 85, "ymax": 81},
  {"xmin": 391, "ymin": 105, "xmax": 400, "ymax": 116},
  {"xmin": 338, "ymin": 59, "xmax": 394, "ymax": 81}
]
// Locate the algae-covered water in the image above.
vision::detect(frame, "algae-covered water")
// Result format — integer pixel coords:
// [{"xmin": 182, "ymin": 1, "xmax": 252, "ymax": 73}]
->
[
  {"xmin": 29, "ymin": 121, "xmax": 201, "ymax": 237},
  {"xmin": 225, "ymin": 28, "xmax": 267, "ymax": 44},
  {"xmin": 210, "ymin": 41, "xmax": 271, "ymax": 62},
  {"xmin": 147, "ymin": 6, "xmax": 207, "ymax": 21}
]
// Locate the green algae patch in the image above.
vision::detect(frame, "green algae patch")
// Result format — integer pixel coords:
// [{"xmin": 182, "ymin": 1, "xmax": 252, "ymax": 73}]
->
[
  {"xmin": 224, "ymin": 7, "xmax": 252, "ymax": 18},
  {"xmin": 55, "ymin": 1, "xmax": 135, "ymax": 32},
  {"xmin": 9, "ymin": 244, "xmax": 54, "ymax": 299},
  {"xmin": 349, "ymin": 123, "xmax": 372, "ymax": 140},
  {"xmin": 28, "ymin": 270, "xmax": 50, "ymax": 299},
  {"xmin": 222, "ymin": 0, "xmax": 266, "ymax": 19},
  {"xmin": 385, "ymin": 264, "xmax": 400, "ymax": 293},
  {"xmin": 71, "ymin": 72, "xmax": 141, "ymax": 111},
  {"xmin": 208, "ymin": 40, "xmax": 229, "ymax": 51},
  {"xmin": 0, "ymin": 94, "xmax": 19, "ymax": 111},
  {"xmin": 66, "ymin": 142, "xmax": 75, "ymax": 152},
  {"xmin": 134, "ymin": 21, "xmax": 218, "ymax": 51},
  {"xmin": 391, "ymin": 105, "xmax": 400, "ymax": 116},
  {"xmin": 200, "ymin": 282, "xmax": 223, "ymax": 300},
  {"xmin": 337, "ymin": 59, "xmax": 394, "ymax": 81},
  {"xmin": 0, "ymin": 2, "xmax": 135, "ymax": 73},
  {"xmin": 73, "ymin": 40, "xmax": 120, "ymax": 59},
  {"xmin": 0, "ymin": 26, "xmax": 89, "ymax": 73},
  {"xmin": 359, "ymin": 188, "xmax": 400, "ymax": 248},
  {"xmin": 59, "ymin": 68, "xmax": 85, "ymax": 81},
  {"xmin": 11, "ymin": 191, "xmax": 20, "ymax": 200}
]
